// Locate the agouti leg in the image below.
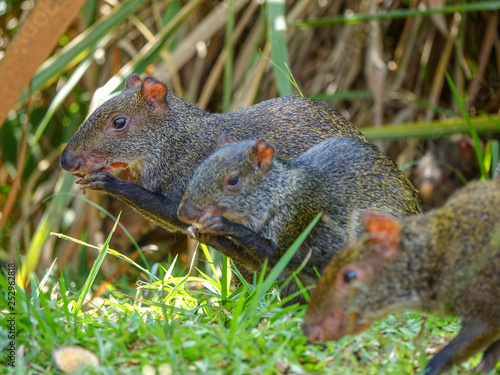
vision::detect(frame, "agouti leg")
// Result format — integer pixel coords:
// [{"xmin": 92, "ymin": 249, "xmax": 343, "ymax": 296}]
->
[
  {"xmin": 200, "ymin": 215, "xmax": 278, "ymax": 262},
  {"xmin": 424, "ymin": 322, "xmax": 500, "ymax": 375},
  {"xmin": 199, "ymin": 234, "xmax": 263, "ymax": 272},
  {"xmin": 77, "ymin": 172, "xmax": 188, "ymax": 232},
  {"xmin": 474, "ymin": 338, "xmax": 500, "ymax": 373}
]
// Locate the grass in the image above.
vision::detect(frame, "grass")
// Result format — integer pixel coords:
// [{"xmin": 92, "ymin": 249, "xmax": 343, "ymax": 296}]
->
[
  {"xmin": 1, "ymin": 266, "xmax": 477, "ymax": 375},
  {"xmin": 1, "ymin": 222, "xmax": 491, "ymax": 374}
]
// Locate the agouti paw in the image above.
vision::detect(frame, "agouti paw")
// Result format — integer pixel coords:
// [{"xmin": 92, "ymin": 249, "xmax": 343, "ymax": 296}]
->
[
  {"xmin": 76, "ymin": 172, "xmax": 117, "ymax": 193},
  {"xmin": 187, "ymin": 226, "xmax": 201, "ymax": 239},
  {"xmin": 200, "ymin": 215, "xmax": 232, "ymax": 236}
]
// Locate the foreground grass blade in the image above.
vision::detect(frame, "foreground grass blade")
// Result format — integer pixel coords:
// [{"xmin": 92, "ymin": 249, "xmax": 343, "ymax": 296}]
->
[
  {"xmin": 50, "ymin": 231, "xmax": 157, "ymax": 280},
  {"xmin": 73, "ymin": 212, "xmax": 122, "ymax": 314},
  {"xmin": 17, "ymin": 173, "xmax": 74, "ymax": 289},
  {"xmin": 248, "ymin": 212, "xmax": 322, "ymax": 313}
]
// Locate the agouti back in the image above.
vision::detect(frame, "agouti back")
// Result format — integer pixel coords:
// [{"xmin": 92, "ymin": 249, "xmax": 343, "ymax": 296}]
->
[
  {"xmin": 60, "ymin": 75, "xmax": 421, "ymax": 262},
  {"xmin": 303, "ymin": 179, "xmax": 500, "ymax": 374},
  {"xmin": 177, "ymin": 136, "xmax": 421, "ymax": 303}
]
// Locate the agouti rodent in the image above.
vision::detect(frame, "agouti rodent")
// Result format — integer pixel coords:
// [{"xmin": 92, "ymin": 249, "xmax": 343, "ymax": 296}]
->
[
  {"xmin": 60, "ymin": 75, "xmax": 421, "ymax": 261},
  {"xmin": 413, "ymin": 137, "xmax": 480, "ymax": 208},
  {"xmin": 303, "ymin": 179, "xmax": 500, "ymax": 374},
  {"xmin": 177, "ymin": 136, "xmax": 421, "ymax": 303}
]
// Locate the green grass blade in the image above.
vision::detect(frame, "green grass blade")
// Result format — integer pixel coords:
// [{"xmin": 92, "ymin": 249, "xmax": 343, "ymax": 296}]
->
[
  {"xmin": 17, "ymin": 173, "xmax": 74, "ymax": 289},
  {"xmin": 266, "ymin": 0, "xmax": 293, "ymax": 96},
  {"xmin": 50, "ymin": 231, "xmax": 157, "ymax": 281},
  {"xmin": 199, "ymin": 243, "xmax": 221, "ymax": 286},
  {"xmin": 248, "ymin": 212, "xmax": 322, "ymax": 313},
  {"xmin": 36, "ymin": 259, "xmax": 57, "ymax": 298},
  {"xmin": 491, "ymin": 140, "xmax": 499, "ymax": 179},
  {"xmin": 296, "ymin": 1, "xmax": 500, "ymax": 28},
  {"xmin": 54, "ymin": 192, "xmax": 150, "ymax": 268},
  {"xmin": 31, "ymin": 51, "xmax": 94, "ymax": 145},
  {"xmin": 223, "ymin": 0, "xmax": 234, "ymax": 112},
  {"xmin": 73, "ymin": 212, "xmax": 122, "ymax": 314},
  {"xmin": 361, "ymin": 115, "xmax": 500, "ymax": 140},
  {"xmin": 445, "ymin": 71, "xmax": 487, "ymax": 180}
]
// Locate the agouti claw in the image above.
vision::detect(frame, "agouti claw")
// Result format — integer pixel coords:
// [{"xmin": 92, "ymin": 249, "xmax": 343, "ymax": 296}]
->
[
  {"xmin": 75, "ymin": 171, "xmax": 117, "ymax": 192},
  {"xmin": 200, "ymin": 215, "xmax": 232, "ymax": 236},
  {"xmin": 187, "ymin": 226, "xmax": 201, "ymax": 239}
]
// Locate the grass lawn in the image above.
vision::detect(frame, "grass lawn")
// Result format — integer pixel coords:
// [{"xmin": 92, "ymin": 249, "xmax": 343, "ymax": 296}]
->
[{"xmin": 0, "ymin": 222, "xmax": 491, "ymax": 374}]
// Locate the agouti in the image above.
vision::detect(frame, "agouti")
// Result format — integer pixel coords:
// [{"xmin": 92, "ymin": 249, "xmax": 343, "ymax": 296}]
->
[
  {"xmin": 413, "ymin": 137, "xmax": 480, "ymax": 208},
  {"xmin": 303, "ymin": 179, "xmax": 500, "ymax": 374},
  {"xmin": 60, "ymin": 75, "xmax": 421, "ymax": 261},
  {"xmin": 177, "ymin": 136, "xmax": 421, "ymax": 303}
]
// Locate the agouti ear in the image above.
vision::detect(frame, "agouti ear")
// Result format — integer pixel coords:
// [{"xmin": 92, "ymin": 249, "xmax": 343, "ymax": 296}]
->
[
  {"xmin": 124, "ymin": 74, "xmax": 142, "ymax": 90},
  {"xmin": 252, "ymin": 139, "xmax": 274, "ymax": 172},
  {"xmin": 217, "ymin": 134, "xmax": 231, "ymax": 148},
  {"xmin": 361, "ymin": 212, "xmax": 401, "ymax": 259},
  {"xmin": 140, "ymin": 76, "xmax": 168, "ymax": 113}
]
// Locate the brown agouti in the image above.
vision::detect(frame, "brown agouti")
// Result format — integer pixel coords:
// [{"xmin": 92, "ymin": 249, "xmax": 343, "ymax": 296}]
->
[
  {"xmin": 60, "ymin": 74, "xmax": 421, "ymax": 261},
  {"xmin": 177, "ymin": 136, "xmax": 421, "ymax": 303},
  {"xmin": 303, "ymin": 179, "xmax": 500, "ymax": 374},
  {"xmin": 413, "ymin": 137, "xmax": 480, "ymax": 208}
]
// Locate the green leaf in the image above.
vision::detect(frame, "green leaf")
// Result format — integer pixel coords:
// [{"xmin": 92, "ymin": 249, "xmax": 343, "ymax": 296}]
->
[{"xmin": 266, "ymin": 0, "xmax": 293, "ymax": 96}]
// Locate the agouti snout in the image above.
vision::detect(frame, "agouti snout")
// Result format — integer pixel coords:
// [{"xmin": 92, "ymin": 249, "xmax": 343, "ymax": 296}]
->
[{"xmin": 303, "ymin": 179, "xmax": 500, "ymax": 375}]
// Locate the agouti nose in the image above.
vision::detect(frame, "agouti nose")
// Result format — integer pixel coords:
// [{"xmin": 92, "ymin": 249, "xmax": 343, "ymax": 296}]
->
[
  {"xmin": 177, "ymin": 204, "xmax": 200, "ymax": 224},
  {"xmin": 302, "ymin": 321, "xmax": 323, "ymax": 342},
  {"xmin": 60, "ymin": 150, "xmax": 85, "ymax": 172}
]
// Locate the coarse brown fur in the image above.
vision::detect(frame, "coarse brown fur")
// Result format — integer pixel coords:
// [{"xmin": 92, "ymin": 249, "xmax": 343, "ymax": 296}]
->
[{"xmin": 303, "ymin": 179, "xmax": 500, "ymax": 374}]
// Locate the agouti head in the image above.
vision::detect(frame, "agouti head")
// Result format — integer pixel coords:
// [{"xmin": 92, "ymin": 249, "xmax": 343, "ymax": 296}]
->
[
  {"xmin": 178, "ymin": 136, "xmax": 276, "ymax": 230},
  {"xmin": 60, "ymin": 75, "xmax": 169, "ymax": 182},
  {"xmin": 302, "ymin": 212, "xmax": 404, "ymax": 342}
]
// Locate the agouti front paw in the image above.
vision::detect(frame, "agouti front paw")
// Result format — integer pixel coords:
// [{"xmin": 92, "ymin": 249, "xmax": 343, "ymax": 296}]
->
[
  {"xmin": 187, "ymin": 226, "xmax": 201, "ymax": 239},
  {"xmin": 76, "ymin": 172, "xmax": 118, "ymax": 193},
  {"xmin": 199, "ymin": 215, "xmax": 233, "ymax": 236}
]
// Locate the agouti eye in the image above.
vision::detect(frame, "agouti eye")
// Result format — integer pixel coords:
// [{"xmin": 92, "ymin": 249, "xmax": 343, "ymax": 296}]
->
[
  {"xmin": 112, "ymin": 117, "xmax": 127, "ymax": 130},
  {"xmin": 225, "ymin": 174, "xmax": 241, "ymax": 190},
  {"xmin": 343, "ymin": 270, "xmax": 358, "ymax": 284},
  {"xmin": 228, "ymin": 176, "xmax": 240, "ymax": 186}
]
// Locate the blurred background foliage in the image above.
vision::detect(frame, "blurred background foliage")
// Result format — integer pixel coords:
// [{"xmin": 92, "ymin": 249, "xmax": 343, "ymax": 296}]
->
[{"xmin": 0, "ymin": 0, "xmax": 500, "ymax": 288}]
